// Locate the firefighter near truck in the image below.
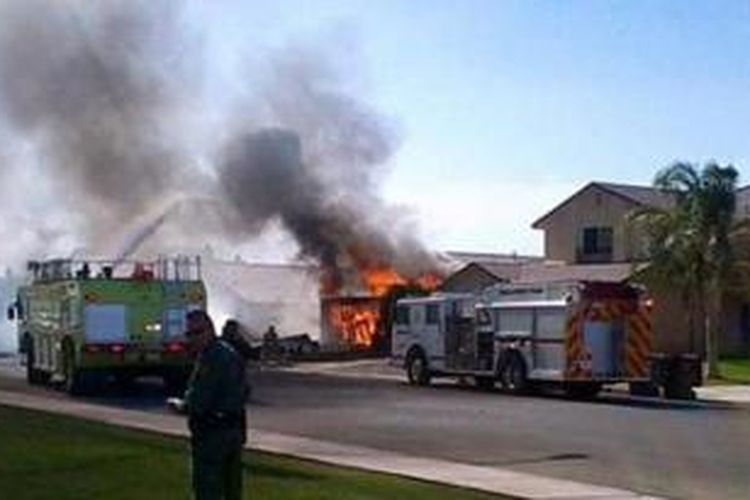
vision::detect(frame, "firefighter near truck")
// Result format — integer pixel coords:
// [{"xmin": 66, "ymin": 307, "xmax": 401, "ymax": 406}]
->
[
  {"xmin": 392, "ymin": 280, "xmax": 666, "ymax": 398},
  {"xmin": 6, "ymin": 256, "xmax": 206, "ymax": 395}
]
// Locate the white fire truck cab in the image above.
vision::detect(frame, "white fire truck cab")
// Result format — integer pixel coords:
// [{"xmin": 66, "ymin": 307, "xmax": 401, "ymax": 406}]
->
[{"xmin": 391, "ymin": 281, "xmax": 654, "ymax": 398}]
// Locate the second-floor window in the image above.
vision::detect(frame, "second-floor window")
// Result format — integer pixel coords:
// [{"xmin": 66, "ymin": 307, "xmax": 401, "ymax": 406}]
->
[{"xmin": 579, "ymin": 226, "xmax": 613, "ymax": 262}]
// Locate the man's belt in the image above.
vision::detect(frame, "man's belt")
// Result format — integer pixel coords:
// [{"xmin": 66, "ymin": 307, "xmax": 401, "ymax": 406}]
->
[{"xmin": 190, "ymin": 411, "xmax": 244, "ymax": 432}]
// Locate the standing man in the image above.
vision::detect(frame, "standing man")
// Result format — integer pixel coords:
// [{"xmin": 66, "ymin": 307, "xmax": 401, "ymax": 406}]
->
[{"xmin": 179, "ymin": 310, "xmax": 246, "ymax": 500}]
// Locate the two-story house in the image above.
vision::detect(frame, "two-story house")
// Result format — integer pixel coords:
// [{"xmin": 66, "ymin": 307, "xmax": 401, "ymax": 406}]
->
[
  {"xmin": 531, "ymin": 181, "xmax": 750, "ymax": 356},
  {"xmin": 531, "ymin": 182, "xmax": 673, "ymax": 264}
]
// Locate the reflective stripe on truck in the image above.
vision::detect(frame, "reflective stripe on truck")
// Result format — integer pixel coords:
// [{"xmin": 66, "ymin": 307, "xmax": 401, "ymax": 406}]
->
[{"xmin": 565, "ymin": 299, "xmax": 653, "ymax": 381}]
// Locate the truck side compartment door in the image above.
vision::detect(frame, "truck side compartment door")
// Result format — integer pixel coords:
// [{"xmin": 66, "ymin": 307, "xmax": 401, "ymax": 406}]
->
[
  {"xmin": 423, "ymin": 303, "xmax": 443, "ymax": 369},
  {"xmin": 444, "ymin": 300, "xmax": 474, "ymax": 371},
  {"xmin": 391, "ymin": 304, "xmax": 412, "ymax": 361}
]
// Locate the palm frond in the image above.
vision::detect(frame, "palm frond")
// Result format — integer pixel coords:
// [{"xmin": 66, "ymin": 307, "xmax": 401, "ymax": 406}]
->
[{"xmin": 654, "ymin": 162, "xmax": 700, "ymax": 195}]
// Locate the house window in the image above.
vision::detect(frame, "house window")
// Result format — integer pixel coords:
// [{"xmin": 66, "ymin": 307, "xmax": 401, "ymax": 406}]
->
[
  {"xmin": 578, "ymin": 226, "xmax": 613, "ymax": 263},
  {"xmin": 395, "ymin": 305, "xmax": 410, "ymax": 325}
]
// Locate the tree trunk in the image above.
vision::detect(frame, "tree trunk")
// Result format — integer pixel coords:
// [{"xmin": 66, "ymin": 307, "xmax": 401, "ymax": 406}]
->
[
  {"xmin": 694, "ymin": 281, "xmax": 711, "ymax": 380},
  {"xmin": 685, "ymin": 288, "xmax": 696, "ymax": 353},
  {"xmin": 705, "ymin": 286, "xmax": 722, "ymax": 378}
]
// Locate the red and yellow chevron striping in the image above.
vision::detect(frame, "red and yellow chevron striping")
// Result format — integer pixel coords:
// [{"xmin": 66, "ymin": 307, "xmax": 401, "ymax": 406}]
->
[{"xmin": 565, "ymin": 299, "xmax": 653, "ymax": 381}]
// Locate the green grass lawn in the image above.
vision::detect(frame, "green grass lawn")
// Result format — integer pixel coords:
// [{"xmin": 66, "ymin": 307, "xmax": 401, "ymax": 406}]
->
[
  {"xmin": 716, "ymin": 357, "xmax": 750, "ymax": 384},
  {"xmin": 0, "ymin": 405, "xmax": 507, "ymax": 500}
]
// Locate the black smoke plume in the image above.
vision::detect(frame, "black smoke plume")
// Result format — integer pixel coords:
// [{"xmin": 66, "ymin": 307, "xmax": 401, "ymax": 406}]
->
[
  {"xmin": 217, "ymin": 46, "xmax": 439, "ymax": 291},
  {"xmin": 0, "ymin": 0, "xmax": 198, "ymax": 250}
]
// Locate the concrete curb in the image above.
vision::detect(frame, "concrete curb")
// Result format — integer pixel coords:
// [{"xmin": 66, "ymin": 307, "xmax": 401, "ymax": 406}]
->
[
  {"xmin": 601, "ymin": 386, "xmax": 746, "ymax": 410},
  {"xmin": 0, "ymin": 389, "xmax": 660, "ymax": 500}
]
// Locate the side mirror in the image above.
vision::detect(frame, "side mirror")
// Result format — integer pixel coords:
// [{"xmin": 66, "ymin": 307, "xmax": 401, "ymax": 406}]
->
[{"xmin": 7, "ymin": 306, "xmax": 15, "ymax": 322}]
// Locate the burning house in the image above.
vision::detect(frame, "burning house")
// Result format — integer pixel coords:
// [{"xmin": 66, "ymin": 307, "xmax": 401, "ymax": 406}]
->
[{"xmin": 321, "ymin": 267, "xmax": 443, "ymax": 353}]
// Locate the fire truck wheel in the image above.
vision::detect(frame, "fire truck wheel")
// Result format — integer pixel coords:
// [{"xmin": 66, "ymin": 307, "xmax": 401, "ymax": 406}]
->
[
  {"xmin": 62, "ymin": 340, "xmax": 85, "ymax": 395},
  {"xmin": 475, "ymin": 376, "xmax": 495, "ymax": 391},
  {"xmin": 406, "ymin": 350, "xmax": 431, "ymax": 386},
  {"xmin": 25, "ymin": 337, "xmax": 39, "ymax": 385},
  {"xmin": 565, "ymin": 382, "xmax": 602, "ymax": 399},
  {"xmin": 501, "ymin": 352, "xmax": 528, "ymax": 395}
]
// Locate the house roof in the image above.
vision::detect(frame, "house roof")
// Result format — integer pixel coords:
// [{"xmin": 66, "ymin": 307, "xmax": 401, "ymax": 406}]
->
[
  {"xmin": 440, "ymin": 251, "xmax": 543, "ymax": 272},
  {"xmin": 479, "ymin": 262, "xmax": 525, "ymax": 281},
  {"xmin": 532, "ymin": 181, "xmax": 674, "ymax": 229},
  {"xmin": 517, "ymin": 262, "xmax": 635, "ymax": 284},
  {"xmin": 439, "ymin": 261, "xmax": 525, "ymax": 291},
  {"xmin": 596, "ymin": 182, "xmax": 675, "ymax": 210}
]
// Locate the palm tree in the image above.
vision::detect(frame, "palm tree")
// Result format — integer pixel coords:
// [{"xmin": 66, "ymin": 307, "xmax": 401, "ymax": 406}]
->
[{"xmin": 629, "ymin": 162, "xmax": 747, "ymax": 376}]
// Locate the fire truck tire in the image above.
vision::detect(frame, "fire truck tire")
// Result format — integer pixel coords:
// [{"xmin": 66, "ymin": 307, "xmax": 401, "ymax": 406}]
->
[
  {"xmin": 62, "ymin": 340, "xmax": 86, "ymax": 396},
  {"xmin": 565, "ymin": 382, "xmax": 602, "ymax": 399},
  {"xmin": 475, "ymin": 376, "xmax": 495, "ymax": 390},
  {"xmin": 25, "ymin": 337, "xmax": 40, "ymax": 385},
  {"xmin": 406, "ymin": 349, "xmax": 431, "ymax": 386},
  {"xmin": 501, "ymin": 352, "xmax": 528, "ymax": 395}
]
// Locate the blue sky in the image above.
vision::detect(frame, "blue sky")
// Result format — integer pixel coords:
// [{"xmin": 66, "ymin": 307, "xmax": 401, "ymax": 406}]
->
[{"xmin": 193, "ymin": 1, "xmax": 750, "ymax": 255}]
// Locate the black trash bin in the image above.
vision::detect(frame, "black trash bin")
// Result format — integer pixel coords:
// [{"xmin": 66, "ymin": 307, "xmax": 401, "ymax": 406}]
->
[
  {"xmin": 664, "ymin": 353, "xmax": 701, "ymax": 400},
  {"xmin": 648, "ymin": 353, "xmax": 669, "ymax": 387},
  {"xmin": 679, "ymin": 353, "xmax": 703, "ymax": 387}
]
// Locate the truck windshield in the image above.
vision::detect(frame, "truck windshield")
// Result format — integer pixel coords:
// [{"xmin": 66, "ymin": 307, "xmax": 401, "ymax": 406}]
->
[{"xmin": 395, "ymin": 305, "xmax": 410, "ymax": 325}]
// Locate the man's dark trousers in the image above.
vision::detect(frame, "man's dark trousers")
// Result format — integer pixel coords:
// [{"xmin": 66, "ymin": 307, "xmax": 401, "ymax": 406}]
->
[{"xmin": 191, "ymin": 427, "xmax": 243, "ymax": 500}]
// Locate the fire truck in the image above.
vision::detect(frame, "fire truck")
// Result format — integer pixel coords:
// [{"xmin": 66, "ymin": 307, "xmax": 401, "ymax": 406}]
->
[
  {"xmin": 6, "ymin": 256, "xmax": 206, "ymax": 395},
  {"xmin": 391, "ymin": 281, "xmax": 655, "ymax": 398}
]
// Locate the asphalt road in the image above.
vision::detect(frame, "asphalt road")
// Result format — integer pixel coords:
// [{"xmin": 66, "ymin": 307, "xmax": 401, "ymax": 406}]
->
[{"xmin": 1, "ymin": 358, "xmax": 749, "ymax": 499}]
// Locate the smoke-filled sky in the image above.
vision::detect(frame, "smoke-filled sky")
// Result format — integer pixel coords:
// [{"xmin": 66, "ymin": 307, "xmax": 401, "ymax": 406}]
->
[
  {"xmin": 0, "ymin": 0, "xmax": 437, "ymax": 286},
  {"xmin": 1, "ymin": 0, "xmax": 749, "ymax": 267}
]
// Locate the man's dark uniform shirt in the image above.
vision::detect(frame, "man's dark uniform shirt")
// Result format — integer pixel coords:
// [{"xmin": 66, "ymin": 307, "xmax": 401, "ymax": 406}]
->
[{"xmin": 186, "ymin": 338, "xmax": 246, "ymax": 500}]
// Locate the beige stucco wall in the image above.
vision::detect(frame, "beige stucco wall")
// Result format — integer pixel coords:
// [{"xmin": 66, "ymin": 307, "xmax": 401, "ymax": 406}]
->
[{"xmin": 537, "ymin": 185, "xmax": 643, "ymax": 264}]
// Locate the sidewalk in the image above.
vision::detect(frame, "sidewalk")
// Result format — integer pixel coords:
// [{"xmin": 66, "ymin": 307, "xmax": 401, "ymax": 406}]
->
[
  {"xmin": 0, "ymin": 389, "xmax": 659, "ymax": 500},
  {"xmin": 695, "ymin": 384, "xmax": 750, "ymax": 404}
]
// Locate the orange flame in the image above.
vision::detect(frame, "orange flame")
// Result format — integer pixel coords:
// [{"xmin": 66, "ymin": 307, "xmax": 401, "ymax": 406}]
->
[
  {"xmin": 360, "ymin": 267, "xmax": 443, "ymax": 297},
  {"xmin": 321, "ymin": 245, "xmax": 445, "ymax": 349},
  {"xmin": 324, "ymin": 268, "xmax": 445, "ymax": 350},
  {"xmin": 361, "ymin": 267, "xmax": 407, "ymax": 296},
  {"xmin": 414, "ymin": 272, "xmax": 443, "ymax": 291},
  {"xmin": 327, "ymin": 302, "xmax": 381, "ymax": 348}
]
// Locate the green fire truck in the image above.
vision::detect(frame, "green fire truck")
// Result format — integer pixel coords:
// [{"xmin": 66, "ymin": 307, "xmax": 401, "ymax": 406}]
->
[{"xmin": 6, "ymin": 256, "xmax": 206, "ymax": 395}]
